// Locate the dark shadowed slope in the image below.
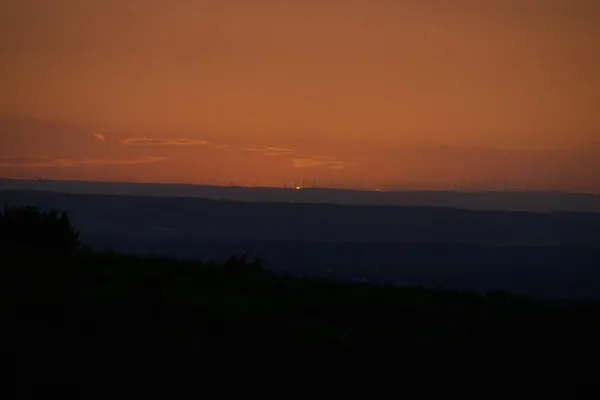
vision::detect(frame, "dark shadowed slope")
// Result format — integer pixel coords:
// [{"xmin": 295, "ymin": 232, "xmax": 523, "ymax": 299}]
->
[{"xmin": 3, "ymin": 189, "xmax": 600, "ymax": 300}]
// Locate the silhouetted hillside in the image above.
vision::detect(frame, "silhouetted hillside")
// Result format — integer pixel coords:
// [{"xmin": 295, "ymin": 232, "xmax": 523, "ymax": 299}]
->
[{"xmin": 3, "ymin": 205, "xmax": 600, "ymax": 391}]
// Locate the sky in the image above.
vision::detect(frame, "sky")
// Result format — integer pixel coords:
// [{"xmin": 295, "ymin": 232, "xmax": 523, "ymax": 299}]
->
[{"xmin": 1, "ymin": 0, "xmax": 599, "ymax": 192}]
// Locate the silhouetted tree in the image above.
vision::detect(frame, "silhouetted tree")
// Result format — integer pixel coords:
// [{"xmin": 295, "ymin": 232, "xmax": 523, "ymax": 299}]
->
[{"xmin": 0, "ymin": 205, "xmax": 80, "ymax": 255}]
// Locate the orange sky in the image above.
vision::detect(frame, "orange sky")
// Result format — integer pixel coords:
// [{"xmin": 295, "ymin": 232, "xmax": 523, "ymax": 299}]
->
[{"xmin": 1, "ymin": 0, "xmax": 599, "ymax": 192}]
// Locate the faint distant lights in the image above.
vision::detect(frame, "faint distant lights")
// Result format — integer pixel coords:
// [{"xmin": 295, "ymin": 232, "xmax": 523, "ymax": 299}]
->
[
  {"xmin": 287, "ymin": 178, "xmax": 320, "ymax": 189},
  {"xmin": 221, "ymin": 178, "xmax": 539, "ymax": 192}
]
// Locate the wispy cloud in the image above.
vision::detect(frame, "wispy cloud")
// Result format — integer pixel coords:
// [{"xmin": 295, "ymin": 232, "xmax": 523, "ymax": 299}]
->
[
  {"xmin": 0, "ymin": 156, "xmax": 168, "ymax": 168},
  {"xmin": 244, "ymin": 145, "xmax": 295, "ymax": 156},
  {"xmin": 292, "ymin": 156, "xmax": 347, "ymax": 170},
  {"xmin": 121, "ymin": 137, "xmax": 209, "ymax": 146},
  {"xmin": 242, "ymin": 144, "xmax": 346, "ymax": 169},
  {"xmin": 92, "ymin": 132, "xmax": 106, "ymax": 141}
]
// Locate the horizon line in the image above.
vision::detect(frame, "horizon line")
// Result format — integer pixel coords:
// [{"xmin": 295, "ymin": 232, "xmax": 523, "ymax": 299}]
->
[{"xmin": 0, "ymin": 177, "xmax": 598, "ymax": 197}]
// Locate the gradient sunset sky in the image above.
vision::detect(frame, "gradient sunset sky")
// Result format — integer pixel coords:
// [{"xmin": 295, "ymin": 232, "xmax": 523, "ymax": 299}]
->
[{"xmin": 1, "ymin": 0, "xmax": 599, "ymax": 192}]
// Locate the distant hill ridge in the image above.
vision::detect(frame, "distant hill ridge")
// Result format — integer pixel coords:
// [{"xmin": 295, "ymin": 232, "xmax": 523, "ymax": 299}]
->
[
  {"xmin": 1, "ymin": 188, "xmax": 600, "ymax": 248},
  {"xmin": 1, "ymin": 178, "xmax": 600, "ymax": 213}
]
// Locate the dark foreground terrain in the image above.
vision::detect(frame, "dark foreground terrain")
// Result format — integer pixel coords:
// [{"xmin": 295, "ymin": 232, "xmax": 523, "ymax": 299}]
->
[
  {"xmin": 4, "ymin": 248, "xmax": 600, "ymax": 392},
  {"xmin": 2, "ymin": 206, "xmax": 600, "ymax": 393}
]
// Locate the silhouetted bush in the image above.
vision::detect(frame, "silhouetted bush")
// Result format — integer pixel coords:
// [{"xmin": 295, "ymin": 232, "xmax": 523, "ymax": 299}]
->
[
  {"xmin": 223, "ymin": 253, "xmax": 264, "ymax": 276},
  {"xmin": 0, "ymin": 205, "xmax": 80, "ymax": 255}
]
